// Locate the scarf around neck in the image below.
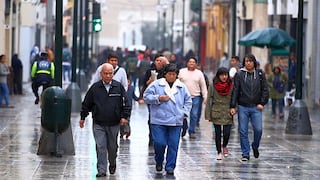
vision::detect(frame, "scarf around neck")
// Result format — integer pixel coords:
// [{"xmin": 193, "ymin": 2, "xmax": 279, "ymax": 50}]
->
[{"xmin": 214, "ymin": 81, "xmax": 233, "ymax": 96}]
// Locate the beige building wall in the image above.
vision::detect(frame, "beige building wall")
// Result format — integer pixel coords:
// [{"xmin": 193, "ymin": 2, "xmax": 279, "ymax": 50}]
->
[
  {"xmin": 0, "ymin": 1, "xmax": 4, "ymax": 54},
  {"xmin": 4, "ymin": 0, "xmax": 13, "ymax": 65}
]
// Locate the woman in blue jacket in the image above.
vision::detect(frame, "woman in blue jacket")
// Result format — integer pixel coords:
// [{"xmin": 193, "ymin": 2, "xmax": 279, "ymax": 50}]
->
[{"xmin": 143, "ymin": 63, "xmax": 192, "ymax": 176}]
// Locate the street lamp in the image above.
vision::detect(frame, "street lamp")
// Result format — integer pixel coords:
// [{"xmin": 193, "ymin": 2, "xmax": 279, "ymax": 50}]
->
[
  {"xmin": 171, "ymin": 2, "xmax": 175, "ymax": 52},
  {"xmin": 163, "ymin": 8, "xmax": 167, "ymax": 49},
  {"xmin": 157, "ymin": 2, "xmax": 168, "ymax": 50},
  {"xmin": 182, "ymin": 0, "xmax": 185, "ymax": 56},
  {"xmin": 159, "ymin": 0, "xmax": 177, "ymax": 50}
]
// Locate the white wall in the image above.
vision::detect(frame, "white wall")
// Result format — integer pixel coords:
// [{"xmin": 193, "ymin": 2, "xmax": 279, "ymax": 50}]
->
[
  {"xmin": 101, "ymin": 0, "xmax": 157, "ymax": 48},
  {"xmin": 19, "ymin": 2, "xmax": 38, "ymax": 82},
  {"xmin": 20, "ymin": 27, "xmax": 35, "ymax": 82}
]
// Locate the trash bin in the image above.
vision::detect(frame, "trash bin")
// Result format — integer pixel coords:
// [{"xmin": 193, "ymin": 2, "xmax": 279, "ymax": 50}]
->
[{"xmin": 41, "ymin": 86, "xmax": 71, "ymax": 134}]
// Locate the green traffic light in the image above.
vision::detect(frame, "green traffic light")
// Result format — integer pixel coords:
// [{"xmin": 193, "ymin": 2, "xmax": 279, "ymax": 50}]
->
[
  {"xmin": 93, "ymin": 18, "xmax": 102, "ymax": 32},
  {"xmin": 93, "ymin": 19, "xmax": 101, "ymax": 23},
  {"xmin": 94, "ymin": 24, "xmax": 102, "ymax": 32}
]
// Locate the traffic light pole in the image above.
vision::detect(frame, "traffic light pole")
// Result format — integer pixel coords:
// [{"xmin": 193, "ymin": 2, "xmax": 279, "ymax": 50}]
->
[
  {"xmin": 78, "ymin": 0, "xmax": 87, "ymax": 92},
  {"xmin": 66, "ymin": 0, "xmax": 81, "ymax": 112},
  {"xmin": 54, "ymin": 0, "xmax": 63, "ymax": 87}
]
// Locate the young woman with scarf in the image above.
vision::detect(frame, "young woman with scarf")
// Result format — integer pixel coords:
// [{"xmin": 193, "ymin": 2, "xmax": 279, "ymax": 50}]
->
[{"xmin": 205, "ymin": 67, "xmax": 233, "ymax": 160}]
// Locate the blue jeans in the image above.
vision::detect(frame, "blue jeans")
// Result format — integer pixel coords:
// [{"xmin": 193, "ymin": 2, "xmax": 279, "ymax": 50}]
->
[
  {"xmin": 151, "ymin": 124, "xmax": 181, "ymax": 172},
  {"xmin": 271, "ymin": 98, "xmax": 284, "ymax": 115},
  {"xmin": 238, "ymin": 105, "xmax": 263, "ymax": 156},
  {"xmin": 0, "ymin": 83, "xmax": 10, "ymax": 106},
  {"xmin": 197, "ymin": 97, "xmax": 203, "ymax": 126},
  {"xmin": 188, "ymin": 96, "xmax": 202, "ymax": 134},
  {"xmin": 62, "ymin": 65, "xmax": 71, "ymax": 81}
]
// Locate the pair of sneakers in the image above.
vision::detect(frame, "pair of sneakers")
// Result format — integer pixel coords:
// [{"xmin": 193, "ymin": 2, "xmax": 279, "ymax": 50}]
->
[{"xmin": 217, "ymin": 146, "xmax": 229, "ymax": 160}]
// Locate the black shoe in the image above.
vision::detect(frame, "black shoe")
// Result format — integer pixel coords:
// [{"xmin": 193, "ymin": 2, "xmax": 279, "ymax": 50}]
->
[
  {"xmin": 96, "ymin": 172, "xmax": 106, "ymax": 177},
  {"xmin": 148, "ymin": 140, "xmax": 154, "ymax": 147},
  {"xmin": 35, "ymin": 98, "xmax": 39, "ymax": 104},
  {"xmin": 181, "ymin": 129, "xmax": 187, "ymax": 137},
  {"xmin": 241, "ymin": 155, "xmax": 250, "ymax": 161},
  {"xmin": 252, "ymin": 144, "xmax": 260, "ymax": 158},
  {"xmin": 109, "ymin": 165, "xmax": 116, "ymax": 174},
  {"xmin": 279, "ymin": 114, "xmax": 284, "ymax": 119},
  {"xmin": 156, "ymin": 164, "xmax": 162, "ymax": 172},
  {"xmin": 166, "ymin": 171, "xmax": 174, "ymax": 176}
]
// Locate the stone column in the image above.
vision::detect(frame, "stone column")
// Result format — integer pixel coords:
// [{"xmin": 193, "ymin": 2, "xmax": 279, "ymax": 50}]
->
[
  {"xmin": 252, "ymin": 0, "xmax": 268, "ymax": 68},
  {"xmin": 307, "ymin": 0, "xmax": 320, "ymax": 106}
]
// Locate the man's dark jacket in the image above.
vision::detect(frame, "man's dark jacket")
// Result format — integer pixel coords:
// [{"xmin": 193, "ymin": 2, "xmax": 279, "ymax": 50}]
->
[
  {"xmin": 138, "ymin": 63, "xmax": 165, "ymax": 99},
  {"xmin": 81, "ymin": 80, "xmax": 131, "ymax": 126},
  {"xmin": 230, "ymin": 68, "xmax": 269, "ymax": 108}
]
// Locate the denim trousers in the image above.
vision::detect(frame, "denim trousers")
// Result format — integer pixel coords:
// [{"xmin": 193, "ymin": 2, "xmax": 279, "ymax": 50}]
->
[
  {"xmin": 151, "ymin": 124, "xmax": 181, "ymax": 172},
  {"xmin": 238, "ymin": 105, "xmax": 263, "ymax": 156},
  {"xmin": 0, "ymin": 83, "xmax": 10, "ymax": 106},
  {"xmin": 62, "ymin": 65, "xmax": 71, "ymax": 81},
  {"xmin": 197, "ymin": 97, "xmax": 203, "ymax": 126},
  {"xmin": 93, "ymin": 123, "xmax": 120, "ymax": 173},
  {"xmin": 271, "ymin": 98, "xmax": 284, "ymax": 115},
  {"xmin": 188, "ymin": 96, "xmax": 202, "ymax": 134}
]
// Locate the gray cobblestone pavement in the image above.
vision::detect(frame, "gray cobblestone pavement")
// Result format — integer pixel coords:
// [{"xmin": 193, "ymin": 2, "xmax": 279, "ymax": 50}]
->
[{"xmin": 0, "ymin": 83, "xmax": 319, "ymax": 180}]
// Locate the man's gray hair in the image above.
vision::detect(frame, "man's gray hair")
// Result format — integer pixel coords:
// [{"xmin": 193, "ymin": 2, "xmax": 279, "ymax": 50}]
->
[{"xmin": 99, "ymin": 63, "xmax": 114, "ymax": 73}]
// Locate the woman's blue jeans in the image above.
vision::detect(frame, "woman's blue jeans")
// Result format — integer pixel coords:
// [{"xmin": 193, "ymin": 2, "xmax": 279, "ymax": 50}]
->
[
  {"xmin": 151, "ymin": 124, "xmax": 181, "ymax": 172},
  {"xmin": 0, "ymin": 83, "xmax": 10, "ymax": 106},
  {"xmin": 238, "ymin": 105, "xmax": 263, "ymax": 156}
]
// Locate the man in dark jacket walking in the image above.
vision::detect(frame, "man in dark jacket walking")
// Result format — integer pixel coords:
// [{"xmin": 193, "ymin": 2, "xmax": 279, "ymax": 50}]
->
[
  {"xmin": 230, "ymin": 54, "xmax": 269, "ymax": 162},
  {"xmin": 138, "ymin": 54, "xmax": 168, "ymax": 146},
  {"xmin": 80, "ymin": 63, "xmax": 131, "ymax": 177}
]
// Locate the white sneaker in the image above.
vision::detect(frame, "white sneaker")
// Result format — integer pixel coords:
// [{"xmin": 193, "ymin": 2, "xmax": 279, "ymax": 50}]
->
[{"xmin": 216, "ymin": 153, "xmax": 223, "ymax": 160}]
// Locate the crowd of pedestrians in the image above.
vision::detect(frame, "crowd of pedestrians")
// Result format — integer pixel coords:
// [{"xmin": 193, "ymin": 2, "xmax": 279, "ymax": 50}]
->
[
  {"xmin": 1, "ymin": 44, "xmax": 299, "ymax": 177},
  {"xmin": 78, "ymin": 45, "xmax": 278, "ymax": 177}
]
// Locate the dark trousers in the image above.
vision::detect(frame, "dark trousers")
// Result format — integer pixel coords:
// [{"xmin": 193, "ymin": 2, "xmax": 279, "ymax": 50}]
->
[
  {"xmin": 31, "ymin": 74, "xmax": 52, "ymax": 99},
  {"xmin": 13, "ymin": 71, "xmax": 23, "ymax": 94},
  {"xmin": 214, "ymin": 124, "xmax": 232, "ymax": 153}
]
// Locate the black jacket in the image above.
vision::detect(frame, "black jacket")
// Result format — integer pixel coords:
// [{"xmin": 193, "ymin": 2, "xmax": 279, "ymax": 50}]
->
[
  {"xmin": 230, "ymin": 68, "xmax": 269, "ymax": 108},
  {"xmin": 81, "ymin": 80, "xmax": 131, "ymax": 126},
  {"xmin": 138, "ymin": 63, "xmax": 165, "ymax": 99}
]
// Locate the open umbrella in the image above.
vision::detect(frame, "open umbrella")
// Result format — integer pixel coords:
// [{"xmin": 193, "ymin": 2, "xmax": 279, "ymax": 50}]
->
[{"xmin": 238, "ymin": 27, "xmax": 296, "ymax": 48}]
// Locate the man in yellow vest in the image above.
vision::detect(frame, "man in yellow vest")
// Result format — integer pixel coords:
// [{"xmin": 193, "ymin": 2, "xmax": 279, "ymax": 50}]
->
[{"xmin": 31, "ymin": 52, "xmax": 55, "ymax": 104}]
